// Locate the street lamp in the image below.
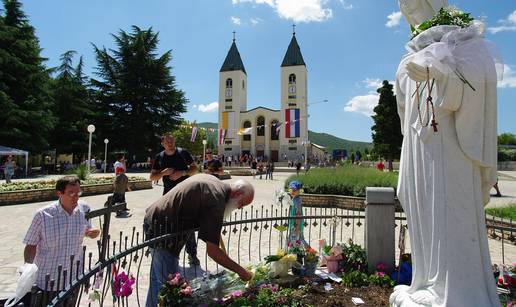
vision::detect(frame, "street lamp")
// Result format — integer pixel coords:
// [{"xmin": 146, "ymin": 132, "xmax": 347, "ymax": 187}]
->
[
  {"xmin": 87, "ymin": 124, "xmax": 95, "ymax": 169},
  {"xmin": 202, "ymin": 139, "xmax": 207, "ymax": 169},
  {"xmin": 104, "ymin": 138, "xmax": 109, "ymax": 173},
  {"xmin": 303, "ymin": 139, "xmax": 310, "ymax": 167}
]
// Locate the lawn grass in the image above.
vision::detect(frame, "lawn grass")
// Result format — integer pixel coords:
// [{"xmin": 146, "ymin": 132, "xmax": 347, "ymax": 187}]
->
[
  {"xmin": 286, "ymin": 165, "xmax": 398, "ymax": 197},
  {"xmin": 485, "ymin": 205, "xmax": 516, "ymax": 220}
]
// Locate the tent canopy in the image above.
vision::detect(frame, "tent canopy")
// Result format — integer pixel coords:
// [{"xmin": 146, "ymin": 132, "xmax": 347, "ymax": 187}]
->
[{"xmin": 1, "ymin": 145, "xmax": 29, "ymax": 175}]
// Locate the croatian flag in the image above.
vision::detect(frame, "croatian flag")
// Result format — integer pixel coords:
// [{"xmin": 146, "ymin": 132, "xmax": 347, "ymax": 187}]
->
[
  {"xmin": 218, "ymin": 129, "xmax": 226, "ymax": 145},
  {"xmin": 285, "ymin": 109, "xmax": 300, "ymax": 138}
]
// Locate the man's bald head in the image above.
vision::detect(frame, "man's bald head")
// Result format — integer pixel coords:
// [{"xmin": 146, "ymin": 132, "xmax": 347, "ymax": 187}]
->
[{"xmin": 229, "ymin": 179, "xmax": 254, "ymax": 209}]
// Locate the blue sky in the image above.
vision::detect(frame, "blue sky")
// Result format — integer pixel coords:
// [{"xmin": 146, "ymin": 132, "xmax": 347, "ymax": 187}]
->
[{"xmin": 21, "ymin": 0, "xmax": 516, "ymax": 142}]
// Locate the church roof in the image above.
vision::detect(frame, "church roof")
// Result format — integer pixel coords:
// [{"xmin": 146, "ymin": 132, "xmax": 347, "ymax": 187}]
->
[
  {"xmin": 220, "ymin": 40, "xmax": 246, "ymax": 74},
  {"xmin": 281, "ymin": 34, "xmax": 306, "ymax": 67}
]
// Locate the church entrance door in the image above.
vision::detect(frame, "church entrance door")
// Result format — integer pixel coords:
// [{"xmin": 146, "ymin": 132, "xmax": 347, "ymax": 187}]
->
[{"xmin": 270, "ymin": 150, "xmax": 278, "ymax": 162}]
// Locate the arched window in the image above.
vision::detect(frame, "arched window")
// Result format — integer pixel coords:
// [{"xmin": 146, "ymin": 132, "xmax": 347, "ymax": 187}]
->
[
  {"xmin": 270, "ymin": 120, "xmax": 279, "ymax": 140},
  {"xmin": 288, "ymin": 74, "xmax": 296, "ymax": 84},
  {"xmin": 242, "ymin": 80, "xmax": 245, "ymax": 89},
  {"xmin": 243, "ymin": 121, "xmax": 251, "ymax": 141},
  {"xmin": 226, "ymin": 78, "xmax": 233, "ymax": 88},
  {"xmin": 257, "ymin": 116, "xmax": 265, "ymax": 136}
]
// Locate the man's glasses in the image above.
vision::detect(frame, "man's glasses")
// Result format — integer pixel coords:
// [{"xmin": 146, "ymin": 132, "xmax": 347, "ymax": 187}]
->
[{"xmin": 65, "ymin": 191, "xmax": 83, "ymax": 197}]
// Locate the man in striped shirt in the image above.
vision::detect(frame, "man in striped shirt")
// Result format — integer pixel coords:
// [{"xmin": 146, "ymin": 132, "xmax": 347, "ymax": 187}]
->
[{"xmin": 22, "ymin": 176, "xmax": 100, "ymax": 303}]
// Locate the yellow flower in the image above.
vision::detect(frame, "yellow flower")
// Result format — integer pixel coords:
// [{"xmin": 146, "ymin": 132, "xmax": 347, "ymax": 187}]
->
[
  {"xmin": 276, "ymin": 249, "xmax": 286, "ymax": 258},
  {"xmin": 280, "ymin": 254, "xmax": 297, "ymax": 263}
]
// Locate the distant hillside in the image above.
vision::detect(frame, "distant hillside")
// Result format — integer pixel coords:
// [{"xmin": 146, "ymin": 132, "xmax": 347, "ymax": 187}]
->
[
  {"xmin": 197, "ymin": 122, "xmax": 372, "ymax": 152},
  {"xmin": 308, "ymin": 131, "xmax": 372, "ymax": 152}
]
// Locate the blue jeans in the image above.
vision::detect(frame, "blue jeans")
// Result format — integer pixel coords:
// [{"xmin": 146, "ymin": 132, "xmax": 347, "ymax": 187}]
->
[
  {"xmin": 146, "ymin": 249, "xmax": 179, "ymax": 307},
  {"xmin": 186, "ymin": 231, "xmax": 197, "ymax": 257}
]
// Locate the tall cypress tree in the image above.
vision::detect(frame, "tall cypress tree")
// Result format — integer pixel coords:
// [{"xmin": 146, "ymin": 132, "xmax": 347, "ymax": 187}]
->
[
  {"xmin": 91, "ymin": 26, "xmax": 187, "ymax": 161},
  {"xmin": 50, "ymin": 51, "xmax": 95, "ymax": 161},
  {"xmin": 371, "ymin": 80, "xmax": 402, "ymax": 171},
  {"xmin": 0, "ymin": 0, "xmax": 55, "ymax": 152}
]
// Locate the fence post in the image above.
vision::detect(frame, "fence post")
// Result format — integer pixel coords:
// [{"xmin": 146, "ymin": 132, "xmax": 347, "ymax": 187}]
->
[{"xmin": 365, "ymin": 187, "xmax": 395, "ymax": 273}]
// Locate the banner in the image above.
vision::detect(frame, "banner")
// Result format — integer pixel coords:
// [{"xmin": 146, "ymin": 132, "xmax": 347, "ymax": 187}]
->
[
  {"xmin": 190, "ymin": 127, "xmax": 198, "ymax": 142},
  {"xmin": 275, "ymin": 122, "xmax": 282, "ymax": 134},
  {"xmin": 238, "ymin": 127, "xmax": 252, "ymax": 135},
  {"xmin": 221, "ymin": 112, "xmax": 235, "ymax": 138},
  {"xmin": 285, "ymin": 109, "xmax": 300, "ymax": 138},
  {"xmin": 218, "ymin": 129, "xmax": 226, "ymax": 145}
]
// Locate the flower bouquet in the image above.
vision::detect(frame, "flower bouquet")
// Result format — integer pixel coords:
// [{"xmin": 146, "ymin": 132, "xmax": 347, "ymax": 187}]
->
[
  {"xmin": 319, "ymin": 239, "xmax": 343, "ymax": 273},
  {"xmin": 265, "ymin": 249, "xmax": 300, "ymax": 278},
  {"xmin": 287, "ymin": 241, "xmax": 306, "ymax": 276},
  {"xmin": 158, "ymin": 272, "xmax": 193, "ymax": 307},
  {"xmin": 303, "ymin": 247, "xmax": 319, "ymax": 277},
  {"xmin": 502, "ymin": 263, "xmax": 516, "ymax": 288}
]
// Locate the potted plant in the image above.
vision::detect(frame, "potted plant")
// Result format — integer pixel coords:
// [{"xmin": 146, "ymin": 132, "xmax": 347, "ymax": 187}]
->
[
  {"xmin": 319, "ymin": 240, "xmax": 343, "ymax": 273},
  {"xmin": 303, "ymin": 247, "xmax": 319, "ymax": 277},
  {"xmin": 264, "ymin": 249, "xmax": 299, "ymax": 278},
  {"xmin": 287, "ymin": 241, "xmax": 306, "ymax": 276}
]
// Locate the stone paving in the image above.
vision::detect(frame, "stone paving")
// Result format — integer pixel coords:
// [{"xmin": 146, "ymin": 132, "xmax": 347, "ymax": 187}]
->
[{"xmin": 0, "ymin": 171, "xmax": 514, "ymax": 304}]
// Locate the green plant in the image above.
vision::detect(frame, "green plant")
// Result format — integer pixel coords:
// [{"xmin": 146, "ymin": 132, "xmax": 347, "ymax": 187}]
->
[
  {"xmin": 342, "ymin": 270, "xmax": 369, "ymax": 287},
  {"xmin": 485, "ymin": 206, "xmax": 516, "ymax": 220},
  {"xmin": 0, "ymin": 177, "xmax": 146, "ymax": 192},
  {"xmin": 67, "ymin": 164, "xmax": 90, "ymax": 181},
  {"xmin": 369, "ymin": 272, "xmax": 395, "ymax": 288},
  {"xmin": 158, "ymin": 273, "xmax": 193, "ymax": 307},
  {"xmin": 411, "ymin": 6, "xmax": 474, "ymax": 38},
  {"xmin": 340, "ymin": 240, "xmax": 367, "ymax": 273}
]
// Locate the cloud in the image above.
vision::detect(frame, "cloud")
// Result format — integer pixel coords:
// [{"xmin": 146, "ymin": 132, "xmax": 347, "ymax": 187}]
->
[
  {"xmin": 488, "ymin": 10, "xmax": 516, "ymax": 34},
  {"xmin": 231, "ymin": 16, "xmax": 242, "ymax": 25},
  {"xmin": 344, "ymin": 94, "xmax": 379, "ymax": 116},
  {"xmin": 232, "ymin": 0, "xmax": 335, "ymax": 23},
  {"xmin": 194, "ymin": 102, "xmax": 219, "ymax": 113},
  {"xmin": 499, "ymin": 64, "xmax": 516, "ymax": 88},
  {"xmin": 250, "ymin": 17, "xmax": 262, "ymax": 25},
  {"xmin": 363, "ymin": 78, "xmax": 383, "ymax": 89},
  {"xmin": 386, "ymin": 11, "xmax": 402, "ymax": 28},
  {"xmin": 338, "ymin": 0, "xmax": 353, "ymax": 10}
]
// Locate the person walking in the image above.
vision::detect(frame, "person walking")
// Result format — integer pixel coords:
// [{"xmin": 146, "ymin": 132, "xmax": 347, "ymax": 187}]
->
[
  {"xmin": 3, "ymin": 155, "xmax": 16, "ymax": 183},
  {"xmin": 113, "ymin": 154, "xmax": 131, "ymax": 217},
  {"xmin": 250, "ymin": 159, "xmax": 257, "ymax": 179}
]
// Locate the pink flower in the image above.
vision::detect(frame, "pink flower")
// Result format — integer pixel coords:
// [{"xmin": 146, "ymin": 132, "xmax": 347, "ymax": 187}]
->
[
  {"xmin": 231, "ymin": 290, "xmax": 243, "ymax": 298},
  {"xmin": 113, "ymin": 272, "xmax": 135, "ymax": 298},
  {"xmin": 377, "ymin": 272, "xmax": 385, "ymax": 278},
  {"xmin": 168, "ymin": 276, "xmax": 180, "ymax": 286},
  {"xmin": 180, "ymin": 286, "xmax": 192, "ymax": 296},
  {"xmin": 377, "ymin": 263, "xmax": 387, "ymax": 272}
]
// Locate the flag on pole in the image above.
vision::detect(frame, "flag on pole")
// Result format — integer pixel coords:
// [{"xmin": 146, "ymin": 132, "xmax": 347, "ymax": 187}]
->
[
  {"xmin": 238, "ymin": 127, "xmax": 253, "ymax": 135},
  {"xmin": 190, "ymin": 127, "xmax": 198, "ymax": 142},
  {"xmin": 275, "ymin": 122, "xmax": 282, "ymax": 134},
  {"xmin": 285, "ymin": 109, "xmax": 300, "ymax": 138},
  {"xmin": 218, "ymin": 129, "xmax": 226, "ymax": 145},
  {"xmin": 221, "ymin": 112, "xmax": 235, "ymax": 138}
]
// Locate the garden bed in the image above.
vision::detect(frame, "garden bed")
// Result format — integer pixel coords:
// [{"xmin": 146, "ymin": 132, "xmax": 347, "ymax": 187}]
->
[
  {"xmin": 0, "ymin": 177, "xmax": 151, "ymax": 205},
  {"xmin": 287, "ymin": 165, "xmax": 398, "ymax": 197}
]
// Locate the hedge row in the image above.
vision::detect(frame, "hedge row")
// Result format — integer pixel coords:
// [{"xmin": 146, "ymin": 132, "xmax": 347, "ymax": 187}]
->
[{"xmin": 0, "ymin": 176, "xmax": 147, "ymax": 192}]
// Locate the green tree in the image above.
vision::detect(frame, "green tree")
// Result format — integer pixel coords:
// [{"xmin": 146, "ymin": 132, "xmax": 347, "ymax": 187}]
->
[
  {"xmin": 498, "ymin": 133, "xmax": 516, "ymax": 146},
  {"xmin": 50, "ymin": 51, "xmax": 95, "ymax": 160},
  {"xmin": 0, "ymin": 0, "xmax": 55, "ymax": 152},
  {"xmin": 171, "ymin": 120, "xmax": 207, "ymax": 157},
  {"xmin": 91, "ymin": 26, "xmax": 187, "ymax": 161},
  {"xmin": 371, "ymin": 80, "xmax": 402, "ymax": 171}
]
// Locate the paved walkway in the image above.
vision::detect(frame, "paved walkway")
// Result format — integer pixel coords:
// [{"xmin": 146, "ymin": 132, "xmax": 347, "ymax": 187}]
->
[{"xmin": 0, "ymin": 171, "xmax": 514, "ymax": 302}]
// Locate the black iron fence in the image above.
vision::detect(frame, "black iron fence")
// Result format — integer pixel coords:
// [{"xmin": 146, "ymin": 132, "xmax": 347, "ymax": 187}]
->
[{"xmin": 9, "ymin": 202, "xmax": 515, "ymax": 307}]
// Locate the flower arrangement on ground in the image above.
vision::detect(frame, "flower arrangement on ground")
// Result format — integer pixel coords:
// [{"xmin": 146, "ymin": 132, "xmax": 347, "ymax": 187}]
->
[
  {"xmin": 158, "ymin": 272, "xmax": 193, "ymax": 307},
  {"xmin": 264, "ymin": 249, "xmax": 300, "ymax": 278},
  {"xmin": 303, "ymin": 247, "xmax": 319, "ymax": 276},
  {"xmin": 339, "ymin": 239, "xmax": 367, "ymax": 273},
  {"xmin": 369, "ymin": 263, "xmax": 395, "ymax": 288},
  {"xmin": 208, "ymin": 283, "xmax": 308, "ymax": 307}
]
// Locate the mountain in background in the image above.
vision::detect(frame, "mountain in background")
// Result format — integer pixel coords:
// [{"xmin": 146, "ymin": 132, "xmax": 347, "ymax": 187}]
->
[{"xmin": 197, "ymin": 122, "xmax": 372, "ymax": 153}]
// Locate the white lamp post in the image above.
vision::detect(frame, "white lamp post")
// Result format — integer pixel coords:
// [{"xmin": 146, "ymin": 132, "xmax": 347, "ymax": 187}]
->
[
  {"xmin": 104, "ymin": 138, "xmax": 109, "ymax": 173},
  {"xmin": 303, "ymin": 139, "xmax": 310, "ymax": 167},
  {"xmin": 202, "ymin": 139, "xmax": 207, "ymax": 169},
  {"xmin": 87, "ymin": 124, "xmax": 95, "ymax": 169}
]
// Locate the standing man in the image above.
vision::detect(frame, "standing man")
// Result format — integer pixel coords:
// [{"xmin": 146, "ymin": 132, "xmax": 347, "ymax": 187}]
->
[
  {"xmin": 150, "ymin": 134, "xmax": 199, "ymax": 265},
  {"xmin": 203, "ymin": 149, "xmax": 224, "ymax": 178},
  {"xmin": 22, "ymin": 176, "xmax": 100, "ymax": 305},
  {"xmin": 144, "ymin": 174, "xmax": 254, "ymax": 307}
]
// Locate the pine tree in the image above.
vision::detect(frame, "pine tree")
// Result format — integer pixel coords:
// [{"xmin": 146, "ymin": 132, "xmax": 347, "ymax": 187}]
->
[
  {"xmin": 50, "ymin": 51, "xmax": 95, "ymax": 161},
  {"xmin": 91, "ymin": 26, "xmax": 187, "ymax": 161},
  {"xmin": 0, "ymin": 0, "xmax": 55, "ymax": 152},
  {"xmin": 371, "ymin": 80, "xmax": 402, "ymax": 171}
]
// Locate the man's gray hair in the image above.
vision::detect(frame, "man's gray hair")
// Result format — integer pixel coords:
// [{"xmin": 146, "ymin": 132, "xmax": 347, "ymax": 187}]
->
[{"xmin": 232, "ymin": 179, "xmax": 254, "ymax": 198}]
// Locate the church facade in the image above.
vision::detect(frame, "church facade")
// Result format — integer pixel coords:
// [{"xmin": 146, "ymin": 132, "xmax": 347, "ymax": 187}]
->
[{"xmin": 217, "ymin": 32, "xmax": 309, "ymax": 162}]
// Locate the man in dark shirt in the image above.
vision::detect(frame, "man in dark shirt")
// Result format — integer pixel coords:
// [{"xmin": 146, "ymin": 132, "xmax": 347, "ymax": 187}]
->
[
  {"xmin": 203, "ymin": 149, "xmax": 224, "ymax": 178},
  {"xmin": 150, "ymin": 134, "xmax": 199, "ymax": 264},
  {"xmin": 144, "ymin": 174, "xmax": 254, "ymax": 307}
]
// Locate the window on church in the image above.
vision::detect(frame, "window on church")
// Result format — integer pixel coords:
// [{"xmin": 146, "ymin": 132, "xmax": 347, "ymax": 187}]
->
[
  {"xmin": 242, "ymin": 80, "xmax": 245, "ymax": 89},
  {"xmin": 257, "ymin": 116, "xmax": 265, "ymax": 136},
  {"xmin": 226, "ymin": 78, "xmax": 233, "ymax": 88},
  {"xmin": 270, "ymin": 120, "xmax": 279, "ymax": 140},
  {"xmin": 243, "ymin": 121, "xmax": 251, "ymax": 141},
  {"xmin": 288, "ymin": 74, "xmax": 296, "ymax": 84}
]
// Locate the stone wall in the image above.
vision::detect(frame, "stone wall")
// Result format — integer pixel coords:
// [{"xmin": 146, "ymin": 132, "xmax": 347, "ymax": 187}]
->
[
  {"xmin": 498, "ymin": 161, "xmax": 516, "ymax": 171},
  {"xmin": 0, "ymin": 180, "xmax": 152, "ymax": 206},
  {"xmin": 300, "ymin": 193, "xmax": 403, "ymax": 212}
]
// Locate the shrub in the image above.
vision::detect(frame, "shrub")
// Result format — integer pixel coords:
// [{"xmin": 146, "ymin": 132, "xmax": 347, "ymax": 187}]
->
[
  {"xmin": 342, "ymin": 270, "xmax": 369, "ymax": 287},
  {"xmin": 0, "ymin": 177, "xmax": 147, "ymax": 192},
  {"xmin": 67, "ymin": 164, "xmax": 90, "ymax": 180},
  {"xmin": 485, "ymin": 205, "xmax": 516, "ymax": 220},
  {"xmin": 286, "ymin": 165, "xmax": 398, "ymax": 197}
]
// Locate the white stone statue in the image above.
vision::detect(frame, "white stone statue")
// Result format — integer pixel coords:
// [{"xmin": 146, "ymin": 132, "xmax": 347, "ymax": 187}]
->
[{"xmin": 390, "ymin": 0, "xmax": 501, "ymax": 306}]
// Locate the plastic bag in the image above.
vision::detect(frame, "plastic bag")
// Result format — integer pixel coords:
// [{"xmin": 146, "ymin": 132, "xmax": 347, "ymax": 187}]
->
[{"xmin": 4, "ymin": 263, "xmax": 38, "ymax": 307}]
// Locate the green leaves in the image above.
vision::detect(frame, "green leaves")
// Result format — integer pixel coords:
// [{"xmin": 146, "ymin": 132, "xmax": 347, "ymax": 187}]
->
[{"xmin": 411, "ymin": 7, "xmax": 474, "ymax": 38}]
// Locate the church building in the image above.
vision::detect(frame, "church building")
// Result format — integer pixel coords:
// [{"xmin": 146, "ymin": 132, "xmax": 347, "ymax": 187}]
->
[{"xmin": 217, "ymin": 30, "xmax": 309, "ymax": 162}]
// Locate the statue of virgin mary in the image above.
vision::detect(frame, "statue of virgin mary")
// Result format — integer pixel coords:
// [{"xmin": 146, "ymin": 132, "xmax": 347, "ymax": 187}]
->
[{"xmin": 390, "ymin": 0, "xmax": 501, "ymax": 306}]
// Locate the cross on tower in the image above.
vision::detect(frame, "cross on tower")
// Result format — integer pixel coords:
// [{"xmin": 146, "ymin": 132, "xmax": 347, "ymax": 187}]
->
[
  {"xmin": 232, "ymin": 31, "xmax": 236, "ymax": 42},
  {"xmin": 292, "ymin": 24, "xmax": 296, "ymax": 35}
]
